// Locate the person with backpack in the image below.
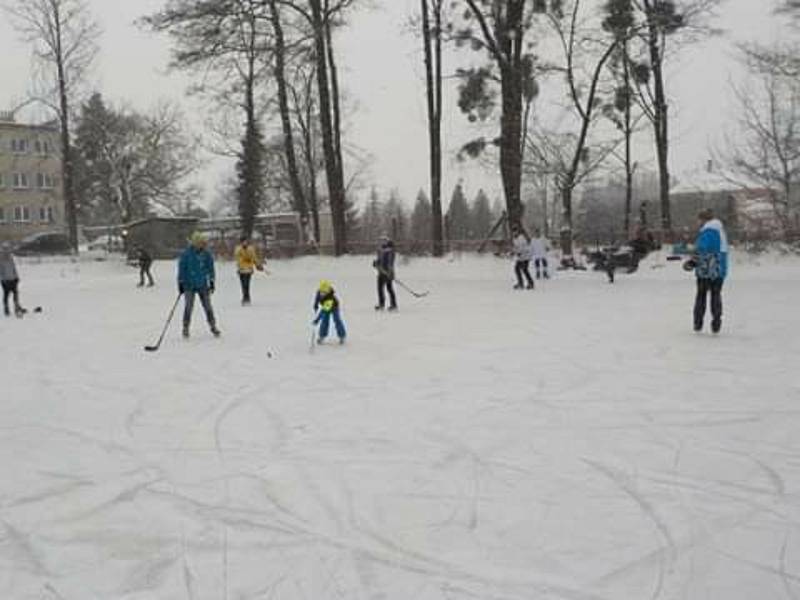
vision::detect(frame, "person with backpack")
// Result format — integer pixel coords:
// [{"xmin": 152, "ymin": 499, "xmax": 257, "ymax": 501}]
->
[
  {"xmin": 136, "ymin": 246, "xmax": 154, "ymax": 287},
  {"xmin": 0, "ymin": 242, "xmax": 24, "ymax": 317},
  {"xmin": 691, "ymin": 208, "xmax": 729, "ymax": 333},
  {"xmin": 373, "ymin": 235, "xmax": 398, "ymax": 311},
  {"xmin": 177, "ymin": 232, "xmax": 220, "ymax": 339},
  {"xmin": 511, "ymin": 226, "xmax": 534, "ymax": 290},
  {"xmin": 234, "ymin": 235, "xmax": 263, "ymax": 305}
]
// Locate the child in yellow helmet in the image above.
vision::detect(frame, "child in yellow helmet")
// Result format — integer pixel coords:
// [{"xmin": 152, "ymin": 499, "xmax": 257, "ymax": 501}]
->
[{"xmin": 313, "ymin": 280, "xmax": 346, "ymax": 344}]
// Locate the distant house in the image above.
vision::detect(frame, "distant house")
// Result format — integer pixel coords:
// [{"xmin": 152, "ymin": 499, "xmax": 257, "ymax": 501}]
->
[
  {"xmin": 123, "ymin": 216, "xmax": 199, "ymax": 259},
  {"xmin": 0, "ymin": 113, "xmax": 64, "ymax": 242}
]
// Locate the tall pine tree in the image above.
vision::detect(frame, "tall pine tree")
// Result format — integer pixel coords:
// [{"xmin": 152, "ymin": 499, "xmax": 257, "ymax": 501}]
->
[{"xmin": 447, "ymin": 183, "xmax": 471, "ymax": 241}]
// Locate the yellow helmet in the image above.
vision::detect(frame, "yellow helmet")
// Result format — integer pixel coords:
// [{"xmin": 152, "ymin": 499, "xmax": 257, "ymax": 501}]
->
[
  {"xmin": 318, "ymin": 279, "xmax": 332, "ymax": 293},
  {"xmin": 190, "ymin": 231, "xmax": 207, "ymax": 246}
]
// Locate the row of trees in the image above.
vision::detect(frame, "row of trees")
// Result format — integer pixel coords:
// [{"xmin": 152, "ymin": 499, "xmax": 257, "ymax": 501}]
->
[
  {"xmin": 359, "ymin": 184, "xmax": 500, "ymax": 244},
  {"xmin": 5, "ymin": 0, "xmax": 795, "ymax": 254}
]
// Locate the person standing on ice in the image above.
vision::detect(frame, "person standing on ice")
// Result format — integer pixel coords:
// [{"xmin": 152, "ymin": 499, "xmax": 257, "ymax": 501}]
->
[
  {"xmin": 530, "ymin": 229, "xmax": 549, "ymax": 279},
  {"xmin": 177, "ymin": 232, "xmax": 220, "ymax": 339},
  {"xmin": 136, "ymin": 245, "xmax": 154, "ymax": 287},
  {"xmin": 313, "ymin": 280, "xmax": 347, "ymax": 344},
  {"xmin": 511, "ymin": 226, "xmax": 534, "ymax": 290},
  {"xmin": 692, "ymin": 208, "xmax": 729, "ymax": 333},
  {"xmin": 373, "ymin": 235, "xmax": 398, "ymax": 311},
  {"xmin": 234, "ymin": 235, "xmax": 263, "ymax": 305},
  {"xmin": 0, "ymin": 242, "xmax": 25, "ymax": 317}
]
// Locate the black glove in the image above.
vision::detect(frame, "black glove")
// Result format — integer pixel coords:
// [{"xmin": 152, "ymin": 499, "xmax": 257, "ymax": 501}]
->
[
  {"xmin": 178, "ymin": 283, "xmax": 185, "ymax": 294},
  {"xmin": 372, "ymin": 259, "xmax": 378, "ymax": 268},
  {"xmin": 209, "ymin": 281, "xmax": 215, "ymax": 294}
]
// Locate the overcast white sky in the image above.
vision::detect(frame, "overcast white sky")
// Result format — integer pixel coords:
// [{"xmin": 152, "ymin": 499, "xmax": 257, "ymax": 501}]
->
[{"xmin": 0, "ymin": 0, "xmax": 789, "ymax": 209}]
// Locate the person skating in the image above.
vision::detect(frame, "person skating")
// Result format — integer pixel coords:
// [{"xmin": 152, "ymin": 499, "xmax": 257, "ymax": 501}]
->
[
  {"xmin": 177, "ymin": 232, "xmax": 220, "ymax": 338},
  {"xmin": 373, "ymin": 235, "xmax": 398, "ymax": 311},
  {"xmin": 511, "ymin": 226, "xmax": 534, "ymax": 290},
  {"xmin": 0, "ymin": 242, "xmax": 25, "ymax": 317},
  {"xmin": 692, "ymin": 208, "xmax": 729, "ymax": 334},
  {"xmin": 136, "ymin": 246, "xmax": 154, "ymax": 287},
  {"xmin": 313, "ymin": 280, "xmax": 347, "ymax": 344},
  {"xmin": 234, "ymin": 235, "xmax": 263, "ymax": 305},
  {"xmin": 530, "ymin": 229, "xmax": 549, "ymax": 279}
]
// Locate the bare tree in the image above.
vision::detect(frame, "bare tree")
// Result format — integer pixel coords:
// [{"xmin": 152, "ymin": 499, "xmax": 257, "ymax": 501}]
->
[
  {"xmin": 4, "ymin": 0, "xmax": 101, "ymax": 251},
  {"xmin": 537, "ymin": 0, "xmax": 623, "ymax": 258},
  {"xmin": 716, "ymin": 67, "xmax": 800, "ymax": 231},
  {"xmin": 629, "ymin": 0, "xmax": 720, "ymax": 235},
  {"xmin": 143, "ymin": 0, "xmax": 271, "ymax": 237}
]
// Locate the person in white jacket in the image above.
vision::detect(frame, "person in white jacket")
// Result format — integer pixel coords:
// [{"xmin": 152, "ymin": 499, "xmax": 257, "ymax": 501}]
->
[
  {"xmin": 511, "ymin": 226, "xmax": 534, "ymax": 290},
  {"xmin": 530, "ymin": 229, "xmax": 549, "ymax": 279}
]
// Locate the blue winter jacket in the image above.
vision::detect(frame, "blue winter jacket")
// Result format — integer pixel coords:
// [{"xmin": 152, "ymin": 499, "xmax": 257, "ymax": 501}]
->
[
  {"xmin": 178, "ymin": 246, "xmax": 216, "ymax": 292},
  {"xmin": 695, "ymin": 219, "xmax": 729, "ymax": 280}
]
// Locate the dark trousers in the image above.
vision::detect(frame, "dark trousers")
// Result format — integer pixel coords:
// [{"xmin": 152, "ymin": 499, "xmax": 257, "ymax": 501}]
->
[
  {"xmin": 377, "ymin": 273, "xmax": 397, "ymax": 308},
  {"xmin": 139, "ymin": 264, "xmax": 154, "ymax": 286},
  {"xmin": 515, "ymin": 261, "xmax": 534, "ymax": 288},
  {"xmin": 694, "ymin": 278, "xmax": 723, "ymax": 330},
  {"xmin": 534, "ymin": 258, "xmax": 549, "ymax": 278},
  {"xmin": 239, "ymin": 272, "xmax": 252, "ymax": 303},
  {"xmin": 183, "ymin": 289, "xmax": 216, "ymax": 329},
  {"xmin": 2, "ymin": 279, "xmax": 20, "ymax": 314}
]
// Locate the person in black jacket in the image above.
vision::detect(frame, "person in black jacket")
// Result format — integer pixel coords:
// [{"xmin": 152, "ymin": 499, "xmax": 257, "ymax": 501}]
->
[
  {"xmin": 137, "ymin": 246, "xmax": 154, "ymax": 287},
  {"xmin": 373, "ymin": 236, "xmax": 397, "ymax": 311}
]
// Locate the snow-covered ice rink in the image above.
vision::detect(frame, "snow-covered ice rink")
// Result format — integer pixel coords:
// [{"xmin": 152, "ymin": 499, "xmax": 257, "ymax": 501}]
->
[{"xmin": 2, "ymin": 252, "xmax": 800, "ymax": 600}]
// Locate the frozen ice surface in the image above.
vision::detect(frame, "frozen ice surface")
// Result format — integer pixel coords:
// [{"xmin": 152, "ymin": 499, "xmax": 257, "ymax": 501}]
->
[{"xmin": 1, "ymin": 252, "xmax": 799, "ymax": 599}]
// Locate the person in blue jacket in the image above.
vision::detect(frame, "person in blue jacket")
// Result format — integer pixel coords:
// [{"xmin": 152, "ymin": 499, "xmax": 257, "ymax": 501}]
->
[
  {"xmin": 692, "ymin": 209, "xmax": 729, "ymax": 333},
  {"xmin": 178, "ymin": 232, "xmax": 220, "ymax": 338},
  {"xmin": 313, "ymin": 280, "xmax": 346, "ymax": 344}
]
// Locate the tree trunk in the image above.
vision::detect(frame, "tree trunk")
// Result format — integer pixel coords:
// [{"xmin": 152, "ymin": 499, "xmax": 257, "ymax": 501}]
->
[
  {"xmin": 54, "ymin": 7, "xmax": 77, "ymax": 252},
  {"xmin": 623, "ymin": 41, "xmax": 633, "ymax": 237},
  {"xmin": 421, "ymin": 0, "xmax": 444, "ymax": 256},
  {"xmin": 499, "ymin": 63, "xmax": 524, "ymax": 231},
  {"xmin": 310, "ymin": 0, "xmax": 346, "ymax": 255},
  {"xmin": 645, "ymin": 14, "xmax": 671, "ymax": 234},
  {"xmin": 268, "ymin": 0, "xmax": 307, "ymax": 224}
]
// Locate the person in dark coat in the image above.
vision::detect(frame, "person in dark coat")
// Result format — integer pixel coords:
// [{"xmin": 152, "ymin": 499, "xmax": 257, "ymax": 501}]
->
[
  {"xmin": 177, "ymin": 232, "xmax": 220, "ymax": 338},
  {"xmin": 0, "ymin": 242, "xmax": 24, "ymax": 317},
  {"xmin": 373, "ymin": 236, "xmax": 398, "ymax": 311},
  {"xmin": 137, "ymin": 246, "xmax": 154, "ymax": 287}
]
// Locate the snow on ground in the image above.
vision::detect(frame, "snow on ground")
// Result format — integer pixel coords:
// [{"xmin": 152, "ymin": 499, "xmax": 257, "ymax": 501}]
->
[{"xmin": 1, "ymin": 251, "xmax": 800, "ymax": 600}]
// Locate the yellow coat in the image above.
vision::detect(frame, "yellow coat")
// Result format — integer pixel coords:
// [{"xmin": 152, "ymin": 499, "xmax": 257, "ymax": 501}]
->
[{"xmin": 235, "ymin": 244, "xmax": 260, "ymax": 274}]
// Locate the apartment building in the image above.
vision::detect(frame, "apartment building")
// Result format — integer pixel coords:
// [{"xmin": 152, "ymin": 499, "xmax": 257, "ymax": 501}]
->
[{"xmin": 0, "ymin": 112, "xmax": 64, "ymax": 242}]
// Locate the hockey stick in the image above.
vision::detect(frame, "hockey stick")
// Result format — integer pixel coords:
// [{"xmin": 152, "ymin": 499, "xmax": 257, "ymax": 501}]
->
[
  {"xmin": 144, "ymin": 293, "xmax": 182, "ymax": 352},
  {"xmin": 374, "ymin": 266, "xmax": 430, "ymax": 298},
  {"xmin": 309, "ymin": 311, "xmax": 320, "ymax": 353},
  {"xmin": 393, "ymin": 278, "xmax": 430, "ymax": 298}
]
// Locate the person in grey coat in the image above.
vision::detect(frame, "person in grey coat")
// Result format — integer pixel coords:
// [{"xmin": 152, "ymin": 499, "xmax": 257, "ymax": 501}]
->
[{"xmin": 0, "ymin": 242, "xmax": 24, "ymax": 317}]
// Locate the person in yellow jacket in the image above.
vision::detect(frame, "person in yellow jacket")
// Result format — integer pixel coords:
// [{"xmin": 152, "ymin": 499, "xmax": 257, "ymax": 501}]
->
[{"xmin": 234, "ymin": 235, "xmax": 263, "ymax": 305}]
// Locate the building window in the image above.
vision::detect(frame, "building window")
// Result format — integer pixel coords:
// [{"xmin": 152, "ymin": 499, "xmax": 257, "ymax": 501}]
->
[
  {"xmin": 47, "ymin": 206, "xmax": 55, "ymax": 222},
  {"xmin": 36, "ymin": 173, "xmax": 54, "ymax": 189},
  {"xmin": 11, "ymin": 139, "xmax": 28, "ymax": 154},
  {"xmin": 0, "ymin": 207, "xmax": 5, "ymax": 223},
  {"xmin": 0, "ymin": 173, "xmax": 4, "ymax": 189},
  {"xmin": 43, "ymin": 140, "xmax": 51, "ymax": 155},
  {"xmin": 12, "ymin": 173, "xmax": 29, "ymax": 189},
  {"xmin": 14, "ymin": 206, "xmax": 31, "ymax": 222}
]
